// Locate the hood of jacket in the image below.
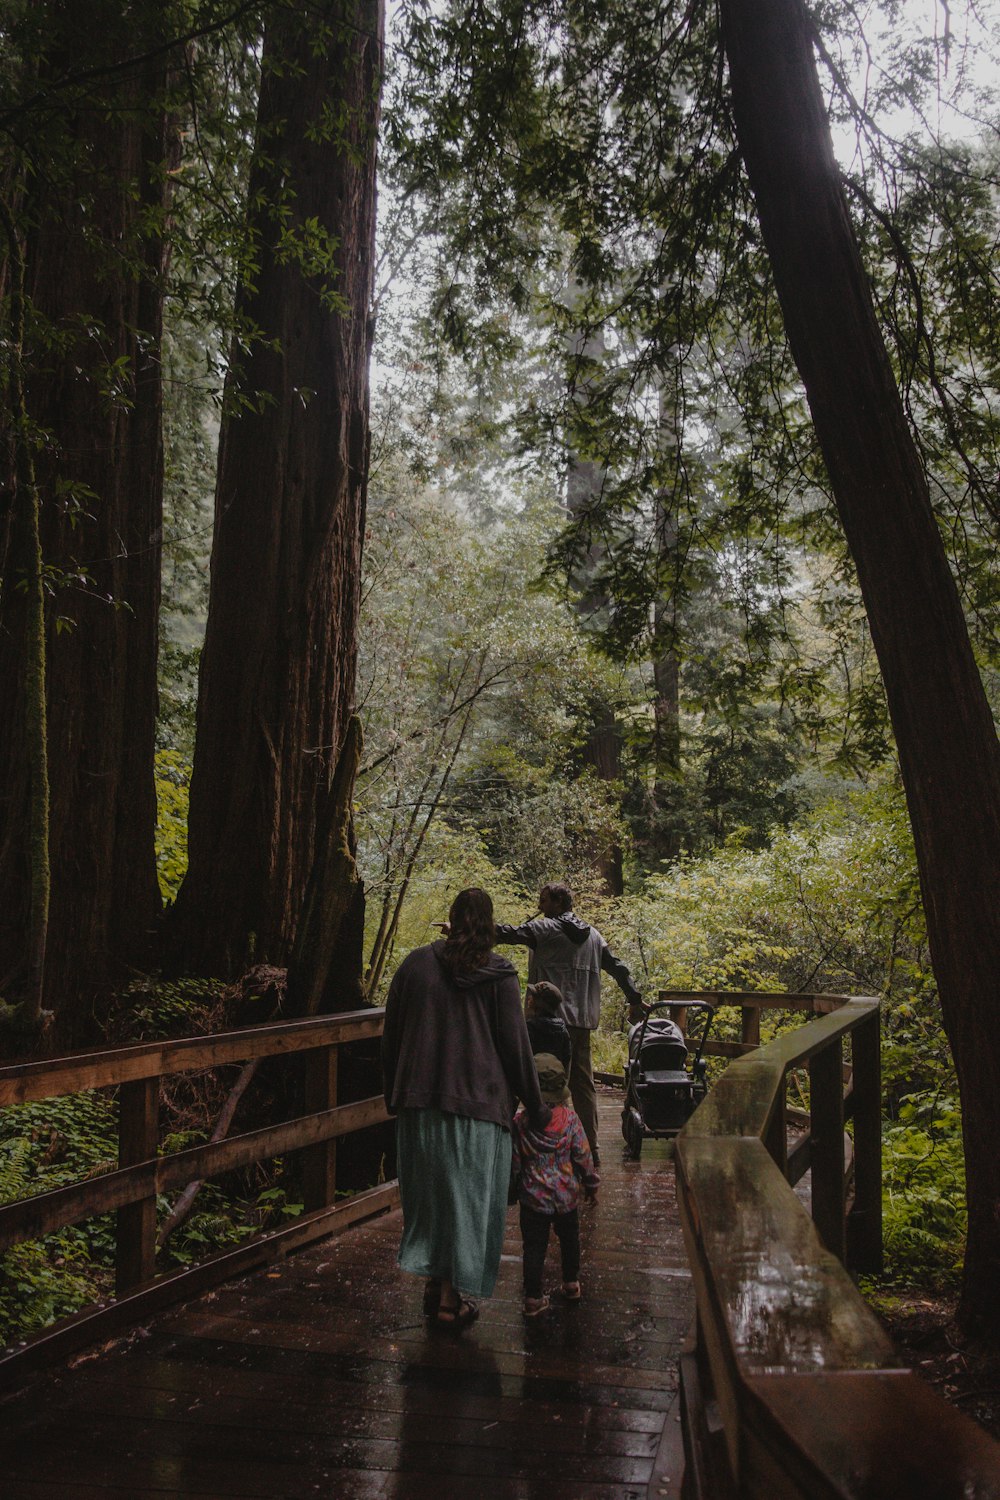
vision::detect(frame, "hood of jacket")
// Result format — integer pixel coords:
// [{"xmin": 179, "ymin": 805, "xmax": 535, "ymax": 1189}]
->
[
  {"xmin": 556, "ymin": 912, "xmax": 591, "ymax": 946},
  {"xmin": 519, "ymin": 1103, "xmax": 573, "ymax": 1154},
  {"xmin": 431, "ymin": 940, "xmax": 518, "ymax": 989}
]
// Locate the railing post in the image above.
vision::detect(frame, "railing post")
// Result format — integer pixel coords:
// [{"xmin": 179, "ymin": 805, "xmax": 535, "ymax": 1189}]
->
[
  {"xmin": 763, "ymin": 1071, "xmax": 787, "ymax": 1174},
  {"xmin": 846, "ymin": 1010, "xmax": 882, "ymax": 1273},
  {"xmin": 810, "ymin": 1038, "xmax": 846, "ymax": 1263},
  {"xmin": 741, "ymin": 1005, "xmax": 760, "ymax": 1050},
  {"xmin": 302, "ymin": 1044, "xmax": 338, "ymax": 1212},
  {"xmin": 115, "ymin": 1075, "xmax": 158, "ymax": 1295}
]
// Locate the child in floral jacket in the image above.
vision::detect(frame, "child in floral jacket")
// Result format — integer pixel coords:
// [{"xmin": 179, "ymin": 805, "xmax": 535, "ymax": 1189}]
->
[{"xmin": 511, "ymin": 1053, "xmax": 600, "ymax": 1317}]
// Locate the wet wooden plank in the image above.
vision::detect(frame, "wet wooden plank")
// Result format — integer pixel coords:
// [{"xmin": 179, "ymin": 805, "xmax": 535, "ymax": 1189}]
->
[
  {"xmin": 31, "ymin": 1374, "xmax": 662, "ymax": 1459},
  {"xmin": 32, "ymin": 1344, "xmax": 668, "ymax": 1434},
  {"xmin": 0, "ymin": 1091, "xmax": 690, "ymax": 1497}
]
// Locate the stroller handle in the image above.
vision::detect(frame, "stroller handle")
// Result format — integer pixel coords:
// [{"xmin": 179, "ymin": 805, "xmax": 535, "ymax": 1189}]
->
[{"xmin": 633, "ymin": 999, "xmax": 716, "ymax": 1072}]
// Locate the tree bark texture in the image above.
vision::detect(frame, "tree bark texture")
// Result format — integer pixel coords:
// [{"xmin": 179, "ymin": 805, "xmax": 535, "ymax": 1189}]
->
[
  {"xmin": 0, "ymin": 3, "xmax": 173, "ymax": 1031},
  {"xmin": 566, "ymin": 319, "xmax": 624, "ymax": 896},
  {"xmin": 650, "ymin": 379, "xmax": 682, "ymax": 862},
  {"xmin": 175, "ymin": 0, "xmax": 383, "ymax": 979},
  {"xmin": 720, "ymin": 0, "xmax": 1000, "ymax": 1331}
]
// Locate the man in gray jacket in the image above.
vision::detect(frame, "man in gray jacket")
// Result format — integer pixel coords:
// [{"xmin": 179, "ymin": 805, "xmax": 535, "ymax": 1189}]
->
[{"xmin": 495, "ymin": 883, "xmax": 642, "ymax": 1165}]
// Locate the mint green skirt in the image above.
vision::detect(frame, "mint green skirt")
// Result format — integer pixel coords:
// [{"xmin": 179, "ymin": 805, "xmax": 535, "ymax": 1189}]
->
[{"xmin": 395, "ymin": 1108, "xmax": 512, "ymax": 1298}]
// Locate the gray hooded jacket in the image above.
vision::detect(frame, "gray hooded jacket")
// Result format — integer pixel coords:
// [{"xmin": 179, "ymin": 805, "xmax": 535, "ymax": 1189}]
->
[{"xmin": 494, "ymin": 911, "xmax": 641, "ymax": 1029}]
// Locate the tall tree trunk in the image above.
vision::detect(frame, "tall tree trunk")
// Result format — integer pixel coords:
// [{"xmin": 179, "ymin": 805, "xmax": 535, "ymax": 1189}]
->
[
  {"xmin": 650, "ymin": 379, "xmax": 682, "ymax": 862},
  {"xmin": 0, "ymin": 192, "xmax": 49, "ymax": 1031},
  {"xmin": 174, "ymin": 0, "xmax": 383, "ymax": 980},
  {"xmin": 0, "ymin": 3, "xmax": 174, "ymax": 1036},
  {"xmin": 720, "ymin": 0, "xmax": 1000, "ymax": 1334},
  {"xmin": 566, "ymin": 318, "xmax": 624, "ymax": 895}
]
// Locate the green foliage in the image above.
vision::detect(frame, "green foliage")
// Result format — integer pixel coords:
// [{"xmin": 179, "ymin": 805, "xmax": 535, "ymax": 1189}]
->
[
  {"xmin": 0, "ymin": 974, "xmax": 271, "ymax": 1343},
  {"xmin": 155, "ymin": 750, "xmax": 191, "ymax": 903},
  {"xmin": 0, "ymin": 1092, "xmax": 117, "ymax": 1343},
  {"xmin": 580, "ymin": 776, "xmax": 964, "ymax": 1284},
  {"xmin": 114, "ymin": 975, "xmax": 225, "ymax": 1042},
  {"xmin": 158, "ymin": 1184, "xmax": 258, "ymax": 1270},
  {"xmin": 882, "ymin": 1093, "xmax": 966, "ymax": 1284}
]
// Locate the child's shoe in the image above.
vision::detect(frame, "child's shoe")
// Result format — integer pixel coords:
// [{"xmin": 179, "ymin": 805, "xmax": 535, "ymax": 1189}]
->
[
  {"xmin": 561, "ymin": 1281, "xmax": 582, "ymax": 1301},
  {"xmin": 523, "ymin": 1294, "xmax": 550, "ymax": 1318}
]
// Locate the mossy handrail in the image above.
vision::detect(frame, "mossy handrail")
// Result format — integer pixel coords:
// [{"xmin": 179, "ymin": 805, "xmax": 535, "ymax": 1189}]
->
[{"xmin": 671, "ymin": 990, "xmax": 1000, "ymax": 1497}]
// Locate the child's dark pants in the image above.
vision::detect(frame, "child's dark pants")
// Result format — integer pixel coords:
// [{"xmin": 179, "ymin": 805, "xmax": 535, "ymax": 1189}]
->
[{"xmin": 519, "ymin": 1204, "xmax": 580, "ymax": 1296}]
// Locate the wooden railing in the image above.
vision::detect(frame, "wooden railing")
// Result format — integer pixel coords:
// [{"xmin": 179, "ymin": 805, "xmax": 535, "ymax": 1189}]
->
[
  {"xmin": 0, "ymin": 1008, "xmax": 397, "ymax": 1385},
  {"xmin": 670, "ymin": 990, "xmax": 1000, "ymax": 1497}
]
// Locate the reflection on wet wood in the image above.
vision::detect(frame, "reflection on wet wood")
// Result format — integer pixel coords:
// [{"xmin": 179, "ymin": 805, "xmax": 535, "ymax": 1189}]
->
[
  {"xmin": 676, "ymin": 996, "xmax": 1000, "ymax": 1498},
  {"xmin": 0, "ymin": 1091, "xmax": 691, "ymax": 1498}
]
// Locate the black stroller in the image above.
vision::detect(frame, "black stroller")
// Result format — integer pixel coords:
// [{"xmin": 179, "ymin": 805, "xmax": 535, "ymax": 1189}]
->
[{"xmin": 621, "ymin": 1001, "xmax": 715, "ymax": 1158}]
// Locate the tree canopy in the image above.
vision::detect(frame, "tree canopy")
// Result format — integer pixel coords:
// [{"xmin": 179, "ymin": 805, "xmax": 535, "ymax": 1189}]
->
[{"xmin": 3, "ymin": 0, "xmax": 1000, "ymax": 1352}]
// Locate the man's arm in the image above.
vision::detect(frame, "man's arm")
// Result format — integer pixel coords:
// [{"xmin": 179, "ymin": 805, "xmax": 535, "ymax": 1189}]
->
[
  {"xmin": 493, "ymin": 919, "xmax": 540, "ymax": 949},
  {"xmin": 599, "ymin": 944, "xmax": 642, "ymax": 1006}
]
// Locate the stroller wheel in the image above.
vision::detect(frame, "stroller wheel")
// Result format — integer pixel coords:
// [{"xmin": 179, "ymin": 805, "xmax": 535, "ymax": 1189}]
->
[{"xmin": 623, "ymin": 1106, "xmax": 643, "ymax": 1160}]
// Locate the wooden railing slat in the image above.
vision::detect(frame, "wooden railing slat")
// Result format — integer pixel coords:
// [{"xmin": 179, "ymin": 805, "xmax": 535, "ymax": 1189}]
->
[
  {"xmin": 847, "ymin": 1009, "xmax": 883, "ymax": 1274},
  {"xmin": 659, "ymin": 990, "xmax": 852, "ymax": 1013},
  {"xmin": 302, "ymin": 1044, "xmax": 339, "ymax": 1213},
  {"xmin": 0, "ymin": 1094, "xmax": 389, "ymax": 1251},
  {"xmin": 0, "ymin": 1009, "xmax": 385, "ymax": 1105},
  {"xmin": 809, "ymin": 1038, "xmax": 846, "ymax": 1262},
  {"xmin": 115, "ymin": 1076, "xmax": 158, "ymax": 1295}
]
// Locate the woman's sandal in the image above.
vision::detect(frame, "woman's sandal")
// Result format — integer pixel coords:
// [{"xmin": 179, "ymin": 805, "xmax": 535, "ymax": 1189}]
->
[
  {"xmin": 561, "ymin": 1281, "xmax": 582, "ymax": 1302},
  {"xmin": 422, "ymin": 1279, "xmax": 442, "ymax": 1317},
  {"xmin": 436, "ymin": 1297, "xmax": 479, "ymax": 1331},
  {"xmin": 523, "ymin": 1295, "xmax": 551, "ymax": 1318}
]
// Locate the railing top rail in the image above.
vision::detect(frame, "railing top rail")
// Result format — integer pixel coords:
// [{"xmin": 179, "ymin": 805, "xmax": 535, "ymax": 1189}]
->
[
  {"xmin": 678, "ymin": 1134, "xmax": 896, "ymax": 1372},
  {"xmin": 657, "ymin": 988, "xmax": 861, "ymax": 1013},
  {"xmin": 0, "ymin": 1007, "xmax": 386, "ymax": 1107},
  {"xmin": 675, "ymin": 993, "xmax": 1000, "ymax": 1493},
  {"xmin": 685, "ymin": 998, "xmax": 878, "ymax": 1142}
]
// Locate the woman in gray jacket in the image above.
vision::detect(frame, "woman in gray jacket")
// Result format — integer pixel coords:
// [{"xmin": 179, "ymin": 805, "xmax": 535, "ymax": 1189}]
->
[{"xmin": 382, "ymin": 887, "xmax": 550, "ymax": 1330}]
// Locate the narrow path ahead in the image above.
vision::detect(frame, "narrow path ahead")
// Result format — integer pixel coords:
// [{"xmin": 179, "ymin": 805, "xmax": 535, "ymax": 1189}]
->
[{"xmin": 1, "ymin": 1089, "xmax": 692, "ymax": 1499}]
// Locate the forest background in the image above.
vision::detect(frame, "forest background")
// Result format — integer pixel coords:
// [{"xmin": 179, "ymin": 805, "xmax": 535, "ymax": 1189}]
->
[{"xmin": 0, "ymin": 0, "xmax": 998, "ymax": 1380}]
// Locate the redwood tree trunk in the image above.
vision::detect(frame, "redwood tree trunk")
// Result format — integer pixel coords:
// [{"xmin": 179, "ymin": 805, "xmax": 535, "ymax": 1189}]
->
[
  {"xmin": 0, "ymin": 4, "xmax": 173, "ymax": 1034},
  {"xmin": 650, "ymin": 378, "xmax": 682, "ymax": 862},
  {"xmin": 174, "ymin": 0, "xmax": 383, "ymax": 979},
  {"xmin": 566, "ymin": 319, "xmax": 624, "ymax": 895},
  {"xmin": 720, "ymin": 0, "xmax": 1000, "ymax": 1332}
]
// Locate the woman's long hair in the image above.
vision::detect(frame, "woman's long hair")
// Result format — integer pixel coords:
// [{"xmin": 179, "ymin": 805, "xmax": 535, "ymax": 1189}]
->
[{"xmin": 441, "ymin": 887, "xmax": 495, "ymax": 975}]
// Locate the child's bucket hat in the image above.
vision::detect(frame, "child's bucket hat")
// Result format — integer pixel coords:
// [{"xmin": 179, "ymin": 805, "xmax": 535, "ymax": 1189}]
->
[{"xmin": 534, "ymin": 1052, "xmax": 571, "ymax": 1105}]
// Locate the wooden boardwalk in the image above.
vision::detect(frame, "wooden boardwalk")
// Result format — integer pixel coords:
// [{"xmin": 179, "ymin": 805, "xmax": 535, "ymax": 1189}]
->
[{"xmin": 0, "ymin": 1090, "xmax": 692, "ymax": 1499}]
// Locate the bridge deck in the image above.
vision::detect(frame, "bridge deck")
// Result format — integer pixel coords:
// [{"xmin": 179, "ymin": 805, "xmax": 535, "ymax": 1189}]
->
[{"xmin": 0, "ymin": 1090, "xmax": 692, "ymax": 1499}]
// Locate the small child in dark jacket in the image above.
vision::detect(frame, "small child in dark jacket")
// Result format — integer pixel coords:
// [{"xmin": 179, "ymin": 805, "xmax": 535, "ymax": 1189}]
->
[
  {"xmin": 525, "ymin": 981, "xmax": 571, "ymax": 1070},
  {"xmin": 511, "ymin": 1053, "xmax": 599, "ymax": 1317}
]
